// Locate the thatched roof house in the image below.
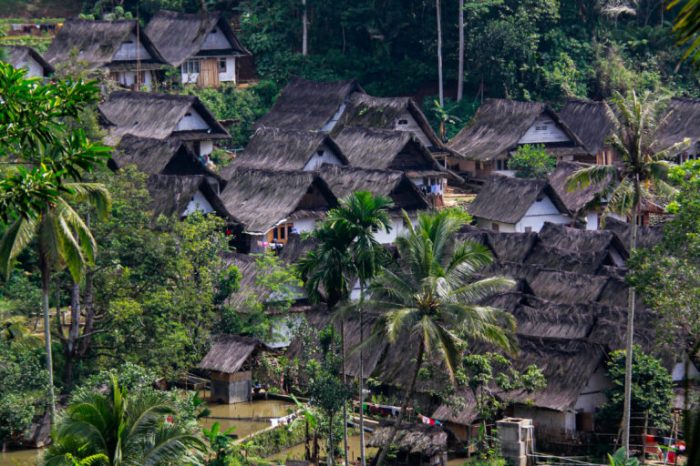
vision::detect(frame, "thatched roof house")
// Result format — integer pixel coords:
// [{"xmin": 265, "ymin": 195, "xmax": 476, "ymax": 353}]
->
[
  {"xmin": 145, "ymin": 10, "xmax": 249, "ymax": 87},
  {"xmin": 655, "ymin": 98, "xmax": 700, "ymax": 160},
  {"xmin": 99, "ymin": 92, "xmax": 229, "ymax": 158},
  {"xmin": 468, "ymin": 176, "xmax": 570, "ymax": 233},
  {"xmin": 319, "ymin": 165, "xmax": 429, "ymax": 212},
  {"xmin": 558, "ymin": 99, "xmax": 617, "ymax": 163},
  {"xmin": 334, "ymin": 93, "xmax": 444, "ymax": 150},
  {"xmin": 548, "ymin": 161, "xmax": 611, "ymax": 214},
  {"xmin": 45, "ymin": 19, "xmax": 165, "ymax": 89},
  {"xmin": 3, "ymin": 45, "xmax": 53, "ymax": 77},
  {"xmin": 219, "ymin": 169, "xmax": 337, "ymax": 251},
  {"xmin": 111, "ymin": 135, "xmax": 221, "ymax": 180},
  {"xmin": 446, "ymin": 99, "xmax": 588, "ymax": 176},
  {"xmin": 146, "ymin": 174, "xmax": 228, "ymax": 219},
  {"xmin": 254, "ymin": 77, "xmax": 364, "ymax": 131},
  {"xmin": 604, "ymin": 217, "xmax": 665, "ymax": 252},
  {"xmin": 222, "ymin": 127, "xmax": 348, "ymax": 177}
]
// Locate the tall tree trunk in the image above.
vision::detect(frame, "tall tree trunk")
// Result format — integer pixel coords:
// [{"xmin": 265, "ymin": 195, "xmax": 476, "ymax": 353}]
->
[
  {"xmin": 621, "ymin": 177, "xmax": 640, "ymax": 457},
  {"xmin": 436, "ymin": 0, "xmax": 444, "ymax": 106},
  {"xmin": 63, "ymin": 281, "xmax": 81, "ymax": 388},
  {"xmin": 359, "ymin": 282, "xmax": 367, "ymax": 466},
  {"xmin": 457, "ymin": 0, "xmax": 464, "ymax": 102},
  {"xmin": 302, "ymin": 0, "xmax": 308, "ymax": 56},
  {"xmin": 40, "ymin": 257, "xmax": 56, "ymax": 423},
  {"xmin": 342, "ymin": 322, "xmax": 349, "ymax": 466},
  {"xmin": 328, "ymin": 412, "xmax": 334, "ymax": 466},
  {"xmin": 375, "ymin": 338, "xmax": 425, "ymax": 466}
]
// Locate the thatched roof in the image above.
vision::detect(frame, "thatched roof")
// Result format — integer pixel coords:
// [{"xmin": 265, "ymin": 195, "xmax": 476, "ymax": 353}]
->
[
  {"xmin": 655, "ymin": 98, "xmax": 700, "ymax": 152},
  {"xmin": 99, "ymin": 91, "xmax": 229, "ymax": 142},
  {"xmin": 447, "ymin": 99, "xmax": 583, "ymax": 161},
  {"xmin": 507, "ymin": 336, "xmax": 607, "ymax": 411},
  {"xmin": 198, "ymin": 334, "xmax": 262, "ymax": 373},
  {"xmin": 3, "ymin": 45, "xmax": 53, "ymax": 75},
  {"xmin": 604, "ymin": 217, "xmax": 665, "ymax": 252},
  {"xmin": 113, "ymin": 135, "xmax": 218, "ymax": 178},
  {"xmin": 45, "ymin": 19, "xmax": 164, "ymax": 68},
  {"xmin": 222, "ymin": 128, "xmax": 348, "ymax": 176},
  {"xmin": 548, "ymin": 161, "xmax": 614, "ymax": 213},
  {"xmin": 334, "ymin": 93, "xmax": 443, "ymax": 148},
  {"xmin": 368, "ymin": 425, "xmax": 447, "ymax": 456},
  {"xmin": 318, "ymin": 165, "xmax": 430, "ymax": 212},
  {"xmin": 254, "ymin": 77, "xmax": 364, "ymax": 131},
  {"xmin": 557, "ymin": 99, "xmax": 616, "ymax": 155},
  {"xmin": 537, "ymin": 222, "xmax": 627, "ymax": 259},
  {"xmin": 468, "ymin": 176, "xmax": 570, "ymax": 224},
  {"xmin": 333, "ymin": 127, "xmax": 445, "ymax": 176},
  {"xmin": 147, "ymin": 174, "xmax": 228, "ymax": 219},
  {"xmin": 219, "ymin": 169, "xmax": 337, "ymax": 234},
  {"xmin": 145, "ymin": 10, "xmax": 249, "ymax": 67},
  {"xmin": 432, "ymin": 390, "xmax": 478, "ymax": 426}
]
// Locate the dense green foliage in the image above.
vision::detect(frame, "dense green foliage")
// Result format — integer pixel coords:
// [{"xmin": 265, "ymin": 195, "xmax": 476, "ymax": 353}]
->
[
  {"xmin": 509, "ymin": 144, "xmax": 557, "ymax": 179},
  {"xmin": 598, "ymin": 346, "xmax": 674, "ymax": 431}
]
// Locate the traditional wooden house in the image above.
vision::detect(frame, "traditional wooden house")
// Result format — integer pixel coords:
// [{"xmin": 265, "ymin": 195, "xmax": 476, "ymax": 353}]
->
[
  {"xmin": 333, "ymin": 127, "xmax": 450, "ymax": 202},
  {"xmin": 655, "ymin": 98, "xmax": 700, "ymax": 163},
  {"xmin": 3, "ymin": 46, "xmax": 53, "ymax": 77},
  {"xmin": 146, "ymin": 174, "xmax": 229, "ymax": 219},
  {"xmin": 199, "ymin": 335, "xmax": 264, "ymax": 403},
  {"xmin": 333, "ymin": 93, "xmax": 445, "ymax": 153},
  {"xmin": 145, "ymin": 10, "xmax": 250, "ymax": 87},
  {"xmin": 219, "ymin": 169, "xmax": 337, "ymax": 252},
  {"xmin": 557, "ymin": 99, "xmax": 618, "ymax": 166},
  {"xmin": 99, "ymin": 91, "xmax": 229, "ymax": 161},
  {"xmin": 468, "ymin": 176, "xmax": 571, "ymax": 233},
  {"xmin": 111, "ymin": 135, "xmax": 222, "ymax": 181},
  {"xmin": 44, "ymin": 19, "xmax": 165, "ymax": 90},
  {"xmin": 319, "ymin": 165, "xmax": 430, "ymax": 244},
  {"xmin": 221, "ymin": 128, "xmax": 348, "ymax": 177},
  {"xmin": 446, "ymin": 99, "xmax": 588, "ymax": 177},
  {"xmin": 254, "ymin": 77, "xmax": 364, "ymax": 132},
  {"xmin": 368, "ymin": 425, "xmax": 448, "ymax": 466}
]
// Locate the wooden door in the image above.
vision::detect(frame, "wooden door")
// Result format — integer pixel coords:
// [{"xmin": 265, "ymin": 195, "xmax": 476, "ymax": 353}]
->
[{"xmin": 197, "ymin": 58, "xmax": 220, "ymax": 88}]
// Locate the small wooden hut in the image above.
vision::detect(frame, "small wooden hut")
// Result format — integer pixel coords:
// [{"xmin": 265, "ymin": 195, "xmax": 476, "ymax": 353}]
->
[
  {"xmin": 199, "ymin": 335, "xmax": 264, "ymax": 404},
  {"xmin": 368, "ymin": 424, "xmax": 448, "ymax": 466}
]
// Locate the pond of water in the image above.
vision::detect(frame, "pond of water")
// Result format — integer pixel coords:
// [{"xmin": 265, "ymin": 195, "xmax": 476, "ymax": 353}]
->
[
  {"xmin": 0, "ymin": 448, "xmax": 42, "ymax": 466},
  {"xmin": 266, "ymin": 435, "xmax": 379, "ymax": 463}
]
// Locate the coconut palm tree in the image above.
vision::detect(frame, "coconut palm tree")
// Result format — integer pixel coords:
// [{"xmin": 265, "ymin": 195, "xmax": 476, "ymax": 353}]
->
[
  {"xmin": 0, "ymin": 182, "xmax": 111, "ymax": 422},
  {"xmin": 299, "ymin": 191, "xmax": 392, "ymax": 466},
  {"xmin": 371, "ymin": 209, "xmax": 516, "ymax": 466},
  {"xmin": 42, "ymin": 375, "xmax": 207, "ymax": 466},
  {"xmin": 566, "ymin": 90, "xmax": 687, "ymax": 456},
  {"xmin": 670, "ymin": 0, "xmax": 700, "ymax": 63},
  {"xmin": 325, "ymin": 191, "xmax": 393, "ymax": 466}
]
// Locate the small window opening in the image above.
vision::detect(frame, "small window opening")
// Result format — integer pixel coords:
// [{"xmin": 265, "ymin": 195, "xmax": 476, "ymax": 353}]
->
[
  {"xmin": 219, "ymin": 58, "xmax": 226, "ymax": 72},
  {"xmin": 185, "ymin": 112, "xmax": 192, "ymax": 117},
  {"xmin": 398, "ymin": 119, "xmax": 408, "ymax": 125},
  {"xmin": 535, "ymin": 124, "xmax": 548, "ymax": 131},
  {"xmin": 316, "ymin": 150, "xmax": 324, "ymax": 157}
]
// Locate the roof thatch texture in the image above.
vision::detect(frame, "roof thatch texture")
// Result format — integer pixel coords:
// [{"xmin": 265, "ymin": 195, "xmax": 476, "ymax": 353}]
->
[
  {"xmin": 333, "ymin": 127, "xmax": 444, "ymax": 174},
  {"xmin": 4, "ymin": 45, "xmax": 54, "ymax": 74},
  {"xmin": 468, "ymin": 176, "xmax": 570, "ymax": 224},
  {"xmin": 113, "ymin": 135, "xmax": 201, "ymax": 175},
  {"xmin": 334, "ymin": 93, "xmax": 443, "ymax": 148},
  {"xmin": 537, "ymin": 222, "xmax": 627, "ymax": 258},
  {"xmin": 368, "ymin": 425, "xmax": 447, "ymax": 455},
  {"xmin": 431, "ymin": 390, "xmax": 478, "ymax": 425},
  {"xmin": 222, "ymin": 128, "xmax": 347, "ymax": 176},
  {"xmin": 522, "ymin": 267, "xmax": 610, "ymax": 303},
  {"xmin": 45, "ymin": 19, "xmax": 163, "ymax": 68},
  {"xmin": 147, "ymin": 174, "xmax": 227, "ymax": 218},
  {"xmin": 99, "ymin": 91, "xmax": 229, "ymax": 142},
  {"xmin": 447, "ymin": 99, "xmax": 581, "ymax": 161},
  {"xmin": 506, "ymin": 336, "xmax": 607, "ymax": 411},
  {"xmin": 557, "ymin": 99, "xmax": 616, "ymax": 155},
  {"xmin": 254, "ymin": 77, "xmax": 363, "ymax": 131},
  {"xmin": 198, "ymin": 335, "xmax": 261, "ymax": 373},
  {"xmin": 655, "ymin": 98, "xmax": 700, "ymax": 152},
  {"xmin": 219, "ymin": 169, "xmax": 337, "ymax": 234},
  {"xmin": 145, "ymin": 10, "xmax": 248, "ymax": 67},
  {"xmin": 318, "ymin": 165, "xmax": 429, "ymax": 212},
  {"xmin": 548, "ymin": 161, "xmax": 614, "ymax": 213},
  {"xmin": 604, "ymin": 217, "xmax": 665, "ymax": 252}
]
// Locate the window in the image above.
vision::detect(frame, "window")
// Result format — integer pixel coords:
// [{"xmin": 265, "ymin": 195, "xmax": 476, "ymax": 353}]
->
[
  {"xmin": 184, "ymin": 112, "xmax": 192, "ymax": 117},
  {"xmin": 219, "ymin": 58, "xmax": 227, "ymax": 73},
  {"xmin": 397, "ymin": 119, "xmax": 408, "ymax": 125},
  {"xmin": 182, "ymin": 59, "xmax": 200, "ymax": 74},
  {"xmin": 496, "ymin": 159, "xmax": 507, "ymax": 171},
  {"xmin": 211, "ymin": 28, "xmax": 218, "ymax": 34},
  {"xmin": 491, "ymin": 223, "xmax": 500, "ymax": 232},
  {"xmin": 535, "ymin": 124, "xmax": 548, "ymax": 131},
  {"xmin": 524, "ymin": 226, "xmax": 532, "ymax": 233},
  {"xmin": 316, "ymin": 150, "xmax": 324, "ymax": 157}
]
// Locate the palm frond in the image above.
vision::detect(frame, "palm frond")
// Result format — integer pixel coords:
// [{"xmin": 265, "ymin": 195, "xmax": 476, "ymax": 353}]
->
[
  {"xmin": 565, "ymin": 164, "xmax": 618, "ymax": 192},
  {"xmin": 0, "ymin": 216, "xmax": 37, "ymax": 278}
]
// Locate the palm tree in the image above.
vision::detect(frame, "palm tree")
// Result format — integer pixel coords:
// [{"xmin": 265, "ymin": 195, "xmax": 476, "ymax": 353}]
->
[
  {"xmin": 325, "ymin": 191, "xmax": 392, "ymax": 466},
  {"xmin": 0, "ymin": 182, "xmax": 111, "ymax": 422},
  {"xmin": 669, "ymin": 0, "xmax": 700, "ymax": 63},
  {"xmin": 371, "ymin": 209, "xmax": 516, "ymax": 466},
  {"xmin": 566, "ymin": 90, "xmax": 687, "ymax": 456},
  {"xmin": 42, "ymin": 375, "xmax": 207, "ymax": 466},
  {"xmin": 436, "ymin": 0, "xmax": 444, "ymax": 107}
]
